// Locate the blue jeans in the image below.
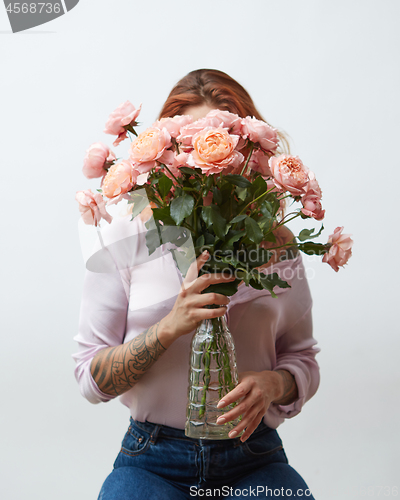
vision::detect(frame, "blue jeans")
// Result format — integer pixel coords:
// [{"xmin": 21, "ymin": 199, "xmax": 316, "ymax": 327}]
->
[{"xmin": 98, "ymin": 418, "xmax": 315, "ymax": 499}]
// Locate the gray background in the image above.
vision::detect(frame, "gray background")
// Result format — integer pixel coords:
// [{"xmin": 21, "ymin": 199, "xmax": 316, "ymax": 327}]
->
[{"xmin": 1, "ymin": 1, "xmax": 399, "ymax": 498}]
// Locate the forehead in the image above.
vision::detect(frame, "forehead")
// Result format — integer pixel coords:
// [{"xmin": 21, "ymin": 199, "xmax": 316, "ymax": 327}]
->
[{"xmin": 182, "ymin": 103, "xmax": 216, "ymax": 121}]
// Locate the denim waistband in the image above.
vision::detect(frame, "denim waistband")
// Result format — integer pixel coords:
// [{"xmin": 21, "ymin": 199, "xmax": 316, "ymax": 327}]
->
[{"xmin": 130, "ymin": 417, "xmax": 272, "ymax": 444}]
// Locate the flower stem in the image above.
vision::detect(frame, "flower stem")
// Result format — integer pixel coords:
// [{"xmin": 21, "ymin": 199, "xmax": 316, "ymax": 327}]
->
[
  {"xmin": 240, "ymin": 142, "xmax": 255, "ymax": 176},
  {"xmin": 162, "ymin": 163, "xmax": 184, "ymax": 187}
]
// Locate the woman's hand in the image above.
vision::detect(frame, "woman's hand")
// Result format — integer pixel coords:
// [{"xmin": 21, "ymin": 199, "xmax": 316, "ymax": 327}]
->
[
  {"xmin": 216, "ymin": 370, "xmax": 296, "ymax": 442},
  {"xmin": 159, "ymin": 251, "xmax": 236, "ymax": 343}
]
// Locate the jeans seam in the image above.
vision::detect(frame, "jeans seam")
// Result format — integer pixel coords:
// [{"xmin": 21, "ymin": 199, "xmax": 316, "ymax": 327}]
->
[
  {"xmin": 119, "ymin": 441, "xmax": 150, "ymax": 457},
  {"xmin": 243, "ymin": 443, "xmax": 283, "ymax": 457}
]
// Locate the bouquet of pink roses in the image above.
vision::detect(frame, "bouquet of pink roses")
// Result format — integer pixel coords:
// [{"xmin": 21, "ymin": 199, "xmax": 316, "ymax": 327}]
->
[
  {"xmin": 76, "ymin": 100, "xmax": 354, "ymax": 439},
  {"xmin": 76, "ymin": 100, "xmax": 353, "ymax": 296}
]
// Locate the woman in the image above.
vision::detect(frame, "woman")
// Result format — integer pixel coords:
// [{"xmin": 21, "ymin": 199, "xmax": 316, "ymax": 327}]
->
[{"xmin": 73, "ymin": 69, "xmax": 320, "ymax": 499}]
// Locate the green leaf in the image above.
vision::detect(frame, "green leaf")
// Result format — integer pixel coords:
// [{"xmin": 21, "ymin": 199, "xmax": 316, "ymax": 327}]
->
[
  {"xmin": 158, "ymin": 175, "xmax": 173, "ymax": 199},
  {"xmin": 210, "ymin": 206, "xmax": 228, "ymax": 240},
  {"xmin": 162, "ymin": 225, "xmax": 190, "ymax": 247},
  {"xmin": 129, "ymin": 191, "xmax": 151, "ymax": 221},
  {"xmin": 245, "ymin": 217, "xmax": 263, "ymax": 245},
  {"xmin": 219, "ymin": 254, "xmax": 243, "ymax": 268},
  {"xmin": 145, "ymin": 226, "xmax": 162, "ymax": 255},
  {"xmin": 298, "ymin": 225, "xmax": 324, "ymax": 242},
  {"xmin": 235, "ymin": 268, "xmax": 252, "ymax": 286},
  {"xmin": 201, "ymin": 206, "xmax": 213, "ymax": 228},
  {"xmin": 298, "ymin": 241, "xmax": 328, "ymax": 256},
  {"xmin": 258, "ymin": 215, "xmax": 273, "ymax": 230},
  {"xmin": 169, "ymin": 248, "xmax": 194, "ymax": 277},
  {"xmin": 195, "ymin": 234, "xmax": 205, "ymax": 249},
  {"xmin": 152, "ymin": 206, "xmax": 176, "ymax": 226},
  {"xmin": 260, "ymin": 200, "xmax": 273, "ymax": 217},
  {"xmin": 220, "ymin": 230, "xmax": 243, "ymax": 251},
  {"xmin": 249, "ymin": 278, "xmax": 263, "ymax": 290},
  {"xmin": 220, "ymin": 181, "xmax": 234, "ymax": 198},
  {"xmin": 225, "ymin": 174, "xmax": 252, "ymax": 188},
  {"xmin": 202, "ymin": 258, "xmax": 231, "ymax": 274},
  {"xmin": 235, "ymin": 186, "xmax": 248, "ymax": 201},
  {"xmin": 188, "ymin": 178, "xmax": 201, "ymax": 190},
  {"xmin": 179, "ymin": 166, "xmax": 201, "ymax": 177},
  {"xmin": 230, "ymin": 214, "xmax": 247, "ymax": 224},
  {"xmin": 204, "ymin": 174, "xmax": 214, "ymax": 192},
  {"xmin": 249, "ymin": 175, "xmax": 267, "ymax": 198},
  {"xmin": 199, "ymin": 278, "xmax": 242, "ymax": 297},
  {"xmin": 203, "ymin": 232, "xmax": 215, "ymax": 245},
  {"xmin": 241, "ymin": 248, "xmax": 273, "ymax": 269},
  {"xmin": 212, "ymin": 186, "xmax": 223, "ymax": 205},
  {"xmin": 261, "ymin": 197, "xmax": 280, "ymax": 218},
  {"xmin": 258, "ymin": 272, "xmax": 291, "ymax": 298},
  {"xmin": 170, "ymin": 194, "xmax": 195, "ymax": 225},
  {"xmin": 262, "ymin": 231, "xmax": 276, "ymax": 243}
]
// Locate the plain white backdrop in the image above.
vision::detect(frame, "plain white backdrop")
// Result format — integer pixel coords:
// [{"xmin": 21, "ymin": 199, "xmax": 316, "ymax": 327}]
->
[{"xmin": 1, "ymin": 1, "xmax": 399, "ymax": 498}]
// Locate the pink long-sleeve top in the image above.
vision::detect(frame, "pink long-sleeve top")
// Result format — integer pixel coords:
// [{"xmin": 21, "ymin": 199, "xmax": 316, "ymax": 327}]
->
[{"xmin": 73, "ymin": 213, "xmax": 320, "ymax": 430}]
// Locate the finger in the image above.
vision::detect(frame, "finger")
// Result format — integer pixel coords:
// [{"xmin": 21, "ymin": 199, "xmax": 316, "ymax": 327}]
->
[
  {"xmin": 217, "ymin": 386, "xmax": 261, "ymax": 424},
  {"xmin": 239, "ymin": 410, "xmax": 265, "ymax": 442},
  {"xmin": 195, "ymin": 291, "xmax": 230, "ymax": 308},
  {"xmin": 217, "ymin": 399, "xmax": 249, "ymax": 424},
  {"xmin": 192, "ymin": 303, "xmax": 229, "ymax": 323},
  {"xmin": 228, "ymin": 407, "xmax": 264, "ymax": 440},
  {"xmin": 217, "ymin": 380, "xmax": 252, "ymax": 409},
  {"xmin": 191, "ymin": 272, "xmax": 237, "ymax": 294},
  {"xmin": 181, "ymin": 251, "xmax": 210, "ymax": 290}
]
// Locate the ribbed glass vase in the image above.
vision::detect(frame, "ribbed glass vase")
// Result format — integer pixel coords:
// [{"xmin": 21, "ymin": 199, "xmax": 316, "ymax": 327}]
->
[{"xmin": 185, "ymin": 305, "xmax": 240, "ymax": 439}]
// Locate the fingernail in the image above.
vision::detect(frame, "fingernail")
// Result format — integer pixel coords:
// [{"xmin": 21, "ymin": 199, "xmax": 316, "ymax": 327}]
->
[
  {"xmin": 229, "ymin": 430, "xmax": 238, "ymax": 438},
  {"xmin": 202, "ymin": 250, "xmax": 209, "ymax": 257},
  {"xmin": 217, "ymin": 400, "xmax": 226, "ymax": 409},
  {"xmin": 217, "ymin": 417, "xmax": 225, "ymax": 424}
]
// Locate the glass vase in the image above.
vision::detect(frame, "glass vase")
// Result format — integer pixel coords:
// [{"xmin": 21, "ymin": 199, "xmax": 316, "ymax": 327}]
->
[{"xmin": 185, "ymin": 306, "xmax": 240, "ymax": 439}]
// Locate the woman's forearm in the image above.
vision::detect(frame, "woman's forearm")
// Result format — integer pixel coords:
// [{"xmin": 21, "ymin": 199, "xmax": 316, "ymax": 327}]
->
[
  {"xmin": 273, "ymin": 369, "xmax": 299, "ymax": 406},
  {"xmin": 90, "ymin": 318, "xmax": 174, "ymax": 397}
]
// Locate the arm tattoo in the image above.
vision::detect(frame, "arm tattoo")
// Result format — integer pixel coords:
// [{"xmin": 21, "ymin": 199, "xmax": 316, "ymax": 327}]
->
[
  {"xmin": 90, "ymin": 321, "xmax": 167, "ymax": 397},
  {"xmin": 274, "ymin": 369, "xmax": 299, "ymax": 405}
]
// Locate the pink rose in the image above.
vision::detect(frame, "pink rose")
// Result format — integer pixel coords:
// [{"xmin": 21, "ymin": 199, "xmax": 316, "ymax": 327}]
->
[
  {"xmin": 82, "ymin": 142, "xmax": 116, "ymax": 179},
  {"xmin": 300, "ymin": 173, "xmax": 325, "ymax": 220},
  {"xmin": 152, "ymin": 115, "xmax": 193, "ymax": 138},
  {"xmin": 102, "ymin": 160, "xmax": 138, "ymax": 199},
  {"xmin": 104, "ymin": 101, "xmax": 142, "ymax": 146},
  {"xmin": 75, "ymin": 189, "xmax": 112, "ymax": 226},
  {"xmin": 248, "ymin": 149, "xmax": 272, "ymax": 177},
  {"xmin": 177, "ymin": 111, "xmax": 245, "ymax": 151},
  {"xmin": 301, "ymin": 194, "xmax": 325, "ymax": 221},
  {"xmin": 241, "ymin": 117, "xmax": 278, "ymax": 153},
  {"xmin": 269, "ymin": 154, "xmax": 310, "ymax": 196},
  {"xmin": 155, "ymin": 150, "xmax": 189, "ymax": 181},
  {"xmin": 177, "ymin": 117, "xmax": 215, "ymax": 151},
  {"xmin": 305, "ymin": 173, "xmax": 322, "ymax": 198},
  {"xmin": 188, "ymin": 127, "xmax": 244, "ymax": 175},
  {"xmin": 205, "ymin": 109, "xmax": 243, "ymax": 135},
  {"xmin": 322, "ymin": 227, "xmax": 353, "ymax": 272},
  {"xmin": 129, "ymin": 127, "xmax": 172, "ymax": 174}
]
